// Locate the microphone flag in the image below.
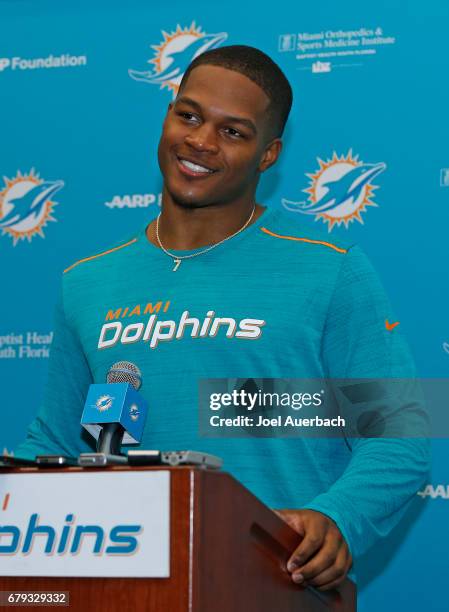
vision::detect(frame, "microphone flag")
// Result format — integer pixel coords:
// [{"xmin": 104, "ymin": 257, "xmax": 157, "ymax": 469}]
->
[{"xmin": 81, "ymin": 383, "xmax": 148, "ymax": 444}]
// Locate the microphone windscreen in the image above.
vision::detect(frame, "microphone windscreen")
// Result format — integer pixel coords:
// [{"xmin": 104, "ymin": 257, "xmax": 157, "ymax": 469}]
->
[{"xmin": 107, "ymin": 361, "xmax": 142, "ymax": 391}]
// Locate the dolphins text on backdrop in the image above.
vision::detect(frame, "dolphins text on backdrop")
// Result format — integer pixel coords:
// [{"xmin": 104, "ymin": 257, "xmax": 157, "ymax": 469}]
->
[{"xmin": 0, "ymin": 511, "xmax": 142, "ymax": 555}]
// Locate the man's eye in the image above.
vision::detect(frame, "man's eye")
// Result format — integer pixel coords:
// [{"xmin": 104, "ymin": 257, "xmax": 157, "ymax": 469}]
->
[
  {"xmin": 224, "ymin": 127, "xmax": 244, "ymax": 138},
  {"xmin": 178, "ymin": 112, "xmax": 198, "ymax": 122}
]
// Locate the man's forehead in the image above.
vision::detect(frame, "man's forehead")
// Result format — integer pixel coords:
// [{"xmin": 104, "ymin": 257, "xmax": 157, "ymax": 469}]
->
[{"xmin": 179, "ymin": 64, "xmax": 271, "ymax": 116}]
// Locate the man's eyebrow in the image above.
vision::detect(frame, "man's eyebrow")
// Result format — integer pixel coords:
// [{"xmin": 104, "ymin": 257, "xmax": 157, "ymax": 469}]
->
[{"xmin": 175, "ymin": 95, "xmax": 258, "ymax": 134}]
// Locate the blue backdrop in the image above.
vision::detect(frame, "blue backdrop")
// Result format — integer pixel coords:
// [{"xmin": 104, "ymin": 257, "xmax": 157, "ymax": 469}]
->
[{"xmin": 1, "ymin": 1, "xmax": 448, "ymax": 609}]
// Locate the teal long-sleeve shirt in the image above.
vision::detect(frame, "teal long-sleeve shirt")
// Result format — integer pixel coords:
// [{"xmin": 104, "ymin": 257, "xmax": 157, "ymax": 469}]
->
[{"xmin": 16, "ymin": 208, "xmax": 430, "ymax": 576}]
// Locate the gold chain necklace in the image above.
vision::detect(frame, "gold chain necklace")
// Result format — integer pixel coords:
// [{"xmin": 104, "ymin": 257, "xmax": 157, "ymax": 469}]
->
[{"xmin": 155, "ymin": 205, "xmax": 256, "ymax": 271}]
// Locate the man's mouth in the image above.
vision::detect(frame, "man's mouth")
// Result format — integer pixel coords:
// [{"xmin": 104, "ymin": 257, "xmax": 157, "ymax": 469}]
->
[{"xmin": 176, "ymin": 156, "xmax": 218, "ymax": 178}]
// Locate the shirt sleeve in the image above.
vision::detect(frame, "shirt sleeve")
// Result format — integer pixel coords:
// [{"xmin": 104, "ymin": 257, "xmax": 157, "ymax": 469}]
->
[
  {"xmin": 303, "ymin": 245, "xmax": 430, "ymax": 559},
  {"xmin": 14, "ymin": 287, "xmax": 95, "ymax": 460}
]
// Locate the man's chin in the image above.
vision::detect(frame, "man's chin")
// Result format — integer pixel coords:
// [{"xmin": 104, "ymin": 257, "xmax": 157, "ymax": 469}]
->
[{"xmin": 166, "ymin": 186, "xmax": 219, "ymax": 210}]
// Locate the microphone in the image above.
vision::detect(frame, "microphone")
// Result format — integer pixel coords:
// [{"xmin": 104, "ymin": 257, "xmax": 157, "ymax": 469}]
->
[
  {"xmin": 106, "ymin": 361, "xmax": 142, "ymax": 390},
  {"xmin": 80, "ymin": 361, "xmax": 148, "ymax": 458}
]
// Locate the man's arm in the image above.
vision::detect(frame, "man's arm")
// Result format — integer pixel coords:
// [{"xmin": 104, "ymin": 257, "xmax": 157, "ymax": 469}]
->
[
  {"xmin": 279, "ymin": 245, "xmax": 430, "ymax": 590},
  {"xmin": 15, "ymin": 290, "xmax": 95, "ymax": 459}
]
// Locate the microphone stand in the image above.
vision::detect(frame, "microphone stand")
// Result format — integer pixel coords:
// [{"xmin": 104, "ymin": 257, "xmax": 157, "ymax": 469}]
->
[{"xmin": 97, "ymin": 423, "xmax": 125, "ymax": 456}]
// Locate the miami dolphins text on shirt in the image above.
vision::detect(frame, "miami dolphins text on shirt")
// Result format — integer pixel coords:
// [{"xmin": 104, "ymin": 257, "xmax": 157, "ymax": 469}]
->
[{"xmin": 98, "ymin": 305, "xmax": 266, "ymax": 350}]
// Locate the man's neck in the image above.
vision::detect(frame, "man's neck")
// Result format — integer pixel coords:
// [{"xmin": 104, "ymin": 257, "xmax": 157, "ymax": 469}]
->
[{"xmin": 146, "ymin": 193, "xmax": 266, "ymax": 250}]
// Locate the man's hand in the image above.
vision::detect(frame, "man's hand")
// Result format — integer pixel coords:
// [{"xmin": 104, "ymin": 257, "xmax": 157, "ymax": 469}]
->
[{"xmin": 274, "ymin": 509, "xmax": 352, "ymax": 592}]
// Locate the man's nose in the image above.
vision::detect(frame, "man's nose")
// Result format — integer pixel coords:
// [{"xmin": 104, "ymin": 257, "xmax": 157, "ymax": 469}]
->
[{"xmin": 184, "ymin": 125, "xmax": 219, "ymax": 154}]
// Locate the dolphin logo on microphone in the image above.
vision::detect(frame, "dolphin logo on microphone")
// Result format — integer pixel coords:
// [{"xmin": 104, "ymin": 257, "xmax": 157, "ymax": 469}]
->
[
  {"xmin": 95, "ymin": 395, "xmax": 114, "ymax": 412},
  {"xmin": 129, "ymin": 404, "xmax": 140, "ymax": 421}
]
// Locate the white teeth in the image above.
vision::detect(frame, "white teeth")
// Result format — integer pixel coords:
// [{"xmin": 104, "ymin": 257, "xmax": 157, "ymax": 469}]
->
[{"xmin": 180, "ymin": 159, "xmax": 213, "ymax": 173}]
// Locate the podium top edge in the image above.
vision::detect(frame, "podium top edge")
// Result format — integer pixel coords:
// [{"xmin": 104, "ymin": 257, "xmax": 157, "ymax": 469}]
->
[{"xmin": 0, "ymin": 465, "xmax": 224, "ymax": 474}]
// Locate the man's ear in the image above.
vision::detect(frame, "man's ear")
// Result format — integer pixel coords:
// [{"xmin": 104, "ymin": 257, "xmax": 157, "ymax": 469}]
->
[{"xmin": 259, "ymin": 139, "xmax": 282, "ymax": 173}]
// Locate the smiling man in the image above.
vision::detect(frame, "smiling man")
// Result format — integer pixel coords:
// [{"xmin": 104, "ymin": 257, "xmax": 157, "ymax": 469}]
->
[
  {"xmin": 16, "ymin": 46, "xmax": 429, "ymax": 594},
  {"xmin": 151, "ymin": 51, "xmax": 285, "ymax": 266}
]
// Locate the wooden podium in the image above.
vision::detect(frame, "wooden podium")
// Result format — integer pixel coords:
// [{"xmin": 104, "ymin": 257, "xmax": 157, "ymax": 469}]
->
[{"xmin": 0, "ymin": 466, "xmax": 356, "ymax": 611}]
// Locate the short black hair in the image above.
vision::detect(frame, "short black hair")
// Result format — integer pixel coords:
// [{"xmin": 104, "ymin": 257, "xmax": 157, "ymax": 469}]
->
[{"xmin": 178, "ymin": 45, "xmax": 293, "ymax": 139}]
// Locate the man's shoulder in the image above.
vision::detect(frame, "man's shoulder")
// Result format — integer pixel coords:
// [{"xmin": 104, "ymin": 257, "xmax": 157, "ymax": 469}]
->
[
  {"xmin": 259, "ymin": 208, "xmax": 355, "ymax": 256},
  {"xmin": 63, "ymin": 228, "xmax": 143, "ymax": 281}
]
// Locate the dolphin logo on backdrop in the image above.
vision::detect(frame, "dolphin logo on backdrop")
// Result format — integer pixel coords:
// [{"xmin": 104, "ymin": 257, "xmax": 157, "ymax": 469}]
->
[
  {"xmin": 0, "ymin": 170, "xmax": 64, "ymax": 245},
  {"xmin": 128, "ymin": 22, "xmax": 228, "ymax": 97},
  {"xmin": 282, "ymin": 151, "xmax": 386, "ymax": 231}
]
